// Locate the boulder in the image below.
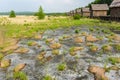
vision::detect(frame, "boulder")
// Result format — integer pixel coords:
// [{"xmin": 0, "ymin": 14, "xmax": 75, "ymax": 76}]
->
[
  {"xmin": 2, "ymin": 45, "xmax": 18, "ymax": 53},
  {"xmin": 0, "ymin": 59, "xmax": 11, "ymax": 68},
  {"xmin": 52, "ymin": 50, "xmax": 59, "ymax": 55},
  {"xmin": 46, "ymin": 38, "xmax": 54, "ymax": 43},
  {"xmin": 74, "ymin": 37, "xmax": 83, "ymax": 43},
  {"xmin": 69, "ymin": 47, "xmax": 83, "ymax": 56},
  {"xmin": 90, "ymin": 46, "xmax": 98, "ymax": 52},
  {"xmin": 88, "ymin": 65, "xmax": 108, "ymax": 80},
  {"xmin": 14, "ymin": 63, "xmax": 26, "ymax": 72},
  {"xmin": 86, "ymin": 35, "xmax": 98, "ymax": 42},
  {"xmin": 27, "ymin": 41, "xmax": 37, "ymax": 46},
  {"xmin": 50, "ymin": 43, "xmax": 61, "ymax": 49},
  {"xmin": 70, "ymin": 47, "xmax": 84, "ymax": 52},
  {"xmin": 114, "ymin": 35, "xmax": 120, "ymax": 41},
  {"xmin": 102, "ymin": 45, "xmax": 112, "ymax": 51},
  {"xmin": 14, "ymin": 47, "xmax": 29, "ymax": 54},
  {"xmin": 37, "ymin": 52, "xmax": 46, "ymax": 60},
  {"xmin": 34, "ymin": 35, "xmax": 42, "ymax": 39}
]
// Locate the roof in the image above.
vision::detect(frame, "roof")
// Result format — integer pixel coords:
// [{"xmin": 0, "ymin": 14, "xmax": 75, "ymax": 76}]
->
[
  {"xmin": 75, "ymin": 8, "xmax": 81, "ymax": 13},
  {"xmin": 91, "ymin": 4, "xmax": 109, "ymax": 10},
  {"xmin": 110, "ymin": 0, "xmax": 120, "ymax": 8},
  {"xmin": 82, "ymin": 8, "xmax": 90, "ymax": 12}
]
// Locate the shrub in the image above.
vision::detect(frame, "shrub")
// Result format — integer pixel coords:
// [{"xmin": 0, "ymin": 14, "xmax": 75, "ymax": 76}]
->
[
  {"xmin": 75, "ymin": 29, "xmax": 79, "ymax": 34},
  {"xmin": 108, "ymin": 57, "xmax": 120, "ymax": 65},
  {"xmin": 73, "ymin": 14, "xmax": 81, "ymax": 20},
  {"xmin": 115, "ymin": 44, "xmax": 120, "ymax": 51},
  {"xmin": 13, "ymin": 71, "xmax": 28, "ymax": 80},
  {"xmin": 57, "ymin": 63, "xmax": 66, "ymax": 71},
  {"xmin": 9, "ymin": 10, "xmax": 16, "ymax": 18},
  {"xmin": 43, "ymin": 75, "xmax": 53, "ymax": 80},
  {"xmin": 37, "ymin": 6, "xmax": 45, "ymax": 19},
  {"xmin": 52, "ymin": 50, "xmax": 59, "ymax": 55}
]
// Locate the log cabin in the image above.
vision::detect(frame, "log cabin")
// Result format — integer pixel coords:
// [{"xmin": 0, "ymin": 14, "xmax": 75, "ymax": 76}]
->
[
  {"xmin": 110, "ymin": 0, "xmax": 120, "ymax": 17},
  {"xmin": 75, "ymin": 8, "xmax": 82, "ymax": 15},
  {"xmin": 90, "ymin": 4, "xmax": 109, "ymax": 17},
  {"xmin": 81, "ymin": 8, "xmax": 90, "ymax": 17}
]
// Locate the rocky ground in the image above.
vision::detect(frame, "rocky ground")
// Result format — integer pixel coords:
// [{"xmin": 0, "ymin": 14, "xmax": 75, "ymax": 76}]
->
[{"xmin": 0, "ymin": 26, "xmax": 120, "ymax": 80}]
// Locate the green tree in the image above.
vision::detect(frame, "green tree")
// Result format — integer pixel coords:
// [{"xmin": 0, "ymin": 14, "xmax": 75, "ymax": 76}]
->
[
  {"xmin": 37, "ymin": 6, "xmax": 45, "ymax": 19},
  {"xmin": 87, "ymin": 0, "xmax": 113, "ymax": 7},
  {"xmin": 9, "ymin": 10, "xmax": 16, "ymax": 18}
]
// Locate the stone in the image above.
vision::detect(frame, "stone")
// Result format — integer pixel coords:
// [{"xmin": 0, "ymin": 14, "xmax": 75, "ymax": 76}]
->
[
  {"xmin": 46, "ymin": 56, "xmax": 52, "ymax": 61},
  {"xmin": 86, "ymin": 43, "xmax": 93, "ymax": 46},
  {"xmin": 86, "ymin": 35, "xmax": 98, "ymax": 42},
  {"xmin": 102, "ymin": 45, "xmax": 112, "ymax": 51},
  {"xmin": 46, "ymin": 38, "xmax": 54, "ymax": 43},
  {"xmin": 90, "ymin": 46, "xmax": 98, "ymax": 52},
  {"xmin": 114, "ymin": 35, "xmax": 120, "ymax": 41},
  {"xmin": 34, "ymin": 35, "xmax": 42, "ymax": 39},
  {"xmin": 27, "ymin": 41, "xmax": 37, "ymax": 46},
  {"xmin": 14, "ymin": 47, "xmax": 29, "ymax": 54},
  {"xmin": 70, "ymin": 47, "xmax": 84, "ymax": 52},
  {"xmin": 88, "ymin": 65, "xmax": 108, "ymax": 80},
  {"xmin": 14, "ymin": 63, "xmax": 26, "ymax": 72},
  {"xmin": 74, "ymin": 37, "xmax": 83, "ymax": 43},
  {"xmin": 52, "ymin": 50, "xmax": 59, "ymax": 55},
  {"xmin": 37, "ymin": 52, "xmax": 46, "ymax": 60},
  {"xmin": 108, "ymin": 66, "xmax": 120, "ymax": 70},
  {"xmin": 81, "ymin": 32, "xmax": 88, "ymax": 36},
  {"xmin": 70, "ymin": 52, "xmax": 77, "ymax": 56},
  {"xmin": 50, "ymin": 43, "xmax": 61, "ymax": 49},
  {"xmin": 0, "ymin": 59, "xmax": 11, "ymax": 68},
  {"xmin": 2, "ymin": 45, "xmax": 18, "ymax": 53}
]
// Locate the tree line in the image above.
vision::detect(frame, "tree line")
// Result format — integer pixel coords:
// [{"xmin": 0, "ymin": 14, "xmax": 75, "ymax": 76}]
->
[{"xmin": 87, "ymin": 0, "xmax": 113, "ymax": 7}]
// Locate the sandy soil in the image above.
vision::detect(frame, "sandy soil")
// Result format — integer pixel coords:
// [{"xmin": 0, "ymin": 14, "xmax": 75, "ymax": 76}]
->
[{"xmin": 0, "ymin": 16, "xmax": 67, "ymax": 24}]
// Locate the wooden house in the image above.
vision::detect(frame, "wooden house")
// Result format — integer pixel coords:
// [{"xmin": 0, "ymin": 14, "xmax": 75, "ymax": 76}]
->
[
  {"xmin": 110, "ymin": 0, "xmax": 120, "ymax": 17},
  {"xmin": 81, "ymin": 8, "xmax": 90, "ymax": 17},
  {"xmin": 73, "ymin": 10, "xmax": 76, "ymax": 15},
  {"xmin": 90, "ymin": 4, "xmax": 109, "ymax": 17},
  {"xmin": 75, "ymin": 8, "xmax": 82, "ymax": 15}
]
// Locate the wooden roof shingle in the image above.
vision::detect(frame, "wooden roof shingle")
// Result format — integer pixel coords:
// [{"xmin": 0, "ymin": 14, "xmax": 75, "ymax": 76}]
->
[
  {"xmin": 110, "ymin": 0, "xmax": 120, "ymax": 8},
  {"xmin": 91, "ymin": 4, "xmax": 109, "ymax": 10}
]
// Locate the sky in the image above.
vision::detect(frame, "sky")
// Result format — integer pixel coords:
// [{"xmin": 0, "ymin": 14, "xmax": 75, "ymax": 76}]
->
[{"xmin": 0, "ymin": 0, "xmax": 94, "ymax": 13}]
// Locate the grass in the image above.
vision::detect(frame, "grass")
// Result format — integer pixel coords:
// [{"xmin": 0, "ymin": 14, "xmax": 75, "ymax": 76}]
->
[
  {"xmin": 115, "ymin": 44, "xmax": 120, "ymax": 51},
  {"xmin": 0, "ymin": 17, "xmax": 119, "ymax": 39},
  {"xmin": 43, "ymin": 74, "xmax": 53, "ymax": 80},
  {"xmin": 0, "ymin": 16, "xmax": 120, "ymax": 48},
  {"xmin": 57, "ymin": 63, "xmax": 66, "ymax": 71},
  {"xmin": 0, "ymin": 53, "xmax": 4, "ymax": 60},
  {"xmin": 13, "ymin": 71, "xmax": 28, "ymax": 80},
  {"xmin": 108, "ymin": 57, "xmax": 120, "ymax": 65}
]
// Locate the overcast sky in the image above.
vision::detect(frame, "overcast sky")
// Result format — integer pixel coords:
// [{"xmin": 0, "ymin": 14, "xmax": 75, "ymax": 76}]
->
[{"xmin": 0, "ymin": 0, "xmax": 94, "ymax": 13}]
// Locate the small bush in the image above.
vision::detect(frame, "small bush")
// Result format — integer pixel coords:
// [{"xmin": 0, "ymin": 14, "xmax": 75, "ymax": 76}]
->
[
  {"xmin": 43, "ymin": 75, "xmax": 53, "ymax": 80},
  {"xmin": 115, "ymin": 44, "xmax": 120, "ymax": 51},
  {"xmin": 9, "ymin": 10, "xmax": 16, "ymax": 18},
  {"xmin": 13, "ymin": 71, "xmax": 28, "ymax": 80},
  {"xmin": 57, "ymin": 63, "xmax": 66, "ymax": 71},
  {"xmin": 75, "ymin": 29, "xmax": 79, "ymax": 34},
  {"xmin": 108, "ymin": 57, "xmax": 120, "ymax": 65},
  {"xmin": 73, "ymin": 14, "xmax": 81, "ymax": 20}
]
